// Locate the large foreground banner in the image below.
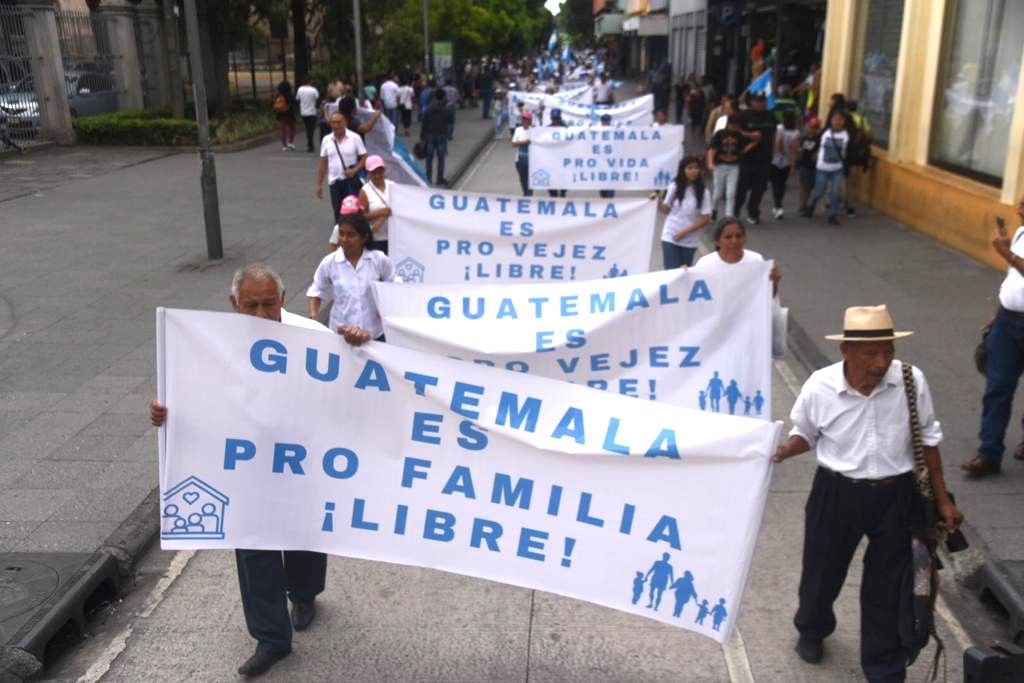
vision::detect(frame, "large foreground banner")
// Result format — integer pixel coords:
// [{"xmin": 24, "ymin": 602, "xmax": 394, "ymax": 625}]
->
[
  {"xmin": 157, "ymin": 309, "xmax": 781, "ymax": 643},
  {"xmin": 528, "ymin": 125, "xmax": 684, "ymax": 191},
  {"xmin": 374, "ymin": 265, "xmax": 773, "ymax": 416},
  {"xmin": 388, "ymin": 184, "xmax": 656, "ymax": 283}
]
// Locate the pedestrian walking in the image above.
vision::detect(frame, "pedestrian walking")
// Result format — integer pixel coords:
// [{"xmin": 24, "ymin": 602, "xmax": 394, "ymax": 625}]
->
[
  {"xmin": 307, "ymin": 213, "xmax": 395, "ymax": 341},
  {"xmin": 398, "ymin": 78, "xmax": 415, "ymax": 136},
  {"xmin": 773, "ymin": 304, "xmax": 963, "ymax": 682},
  {"xmin": 512, "ymin": 111, "xmax": 533, "ymax": 197},
  {"xmin": 845, "ymin": 100, "xmax": 873, "ymax": 217},
  {"xmin": 493, "ymin": 80, "xmax": 509, "ymax": 139},
  {"xmin": 707, "ymin": 116, "xmax": 756, "ymax": 218},
  {"xmin": 694, "ymin": 217, "xmax": 781, "ymax": 294},
  {"xmin": 421, "ymin": 89, "xmax": 450, "ymax": 185},
  {"xmin": 476, "ymin": 65, "xmax": 494, "ymax": 119},
  {"xmin": 653, "ymin": 156, "xmax": 711, "ymax": 268},
  {"xmin": 598, "ymin": 114, "xmax": 616, "ymax": 199},
  {"xmin": 443, "ymin": 80, "xmax": 460, "ymax": 140},
  {"xmin": 705, "ymin": 95, "xmax": 732, "ymax": 144},
  {"xmin": 806, "ymin": 111, "xmax": 849, "ymax": 225},
  {"xmin": 379, "ymin": 74, "xmax": 400, "ymax": 128},
  {"xmin": 149, "ymin": 264, "xmax": 370, "ymax": 678},
  {"xmin": 358, "ymin": 155, "xmax": 393, "ymax": 254},
  {"xmin": 315, "ymin": 112, "xmax": 368, "ymax": 222},
  {"xmin": 546, "ymin": 108, "xmax": 567, "ymax": 198},
  {"xmin": 295, "ymin": 77, "xmax": 320, "ymax": 153},
  {"xmin": 795, "ymin": 117, "xmax": 821, "ymax": 216},
  {"xmin": 734, "ymin": 92, "xmax": 775, "ymax": 225},
  {"xmin": 273, "ymin": 79, "xmax": 296, "ymax": 151},
  {"xmin": 963, "ymin": 194, "xmax": 1024, "ymax": 477},
  {"xmin": 328, "ymin": 195, "xmax": 363, "ymax": 252},
  {"xmin": 769, "ymin": 110, "xmax": 800, "ymax": 220},
  {"xmin": 593, "ymin": 72, "xmax": 614, "ymax": 105}
]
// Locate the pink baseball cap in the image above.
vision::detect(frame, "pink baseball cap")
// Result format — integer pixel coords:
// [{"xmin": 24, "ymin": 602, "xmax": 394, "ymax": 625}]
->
[
  {"xmin": 340, "ymin": 195, "xmax": 361, "ymax": 215},
  {"xmin": 365, "ymin": 155, "xmax": 385, "ymax": 172}
]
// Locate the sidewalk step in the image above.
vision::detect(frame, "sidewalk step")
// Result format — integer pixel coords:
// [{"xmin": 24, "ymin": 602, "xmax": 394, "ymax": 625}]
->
[{"xmin": 978, "ymin": 560, "xmax": 1024, "ymax": 645}]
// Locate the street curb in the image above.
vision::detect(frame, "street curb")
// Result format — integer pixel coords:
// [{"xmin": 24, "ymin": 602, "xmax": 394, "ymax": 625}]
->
[
  {"xmin": 211, "ymin": 130, "xmax": 278, "ymax": 154},
  {"xmin": 443, "ymin": 124, "xmax": 495, "ymax": 188},
  {"xmin": 99, "ymin": 486, "xmax": 161, "ymax": 576}
]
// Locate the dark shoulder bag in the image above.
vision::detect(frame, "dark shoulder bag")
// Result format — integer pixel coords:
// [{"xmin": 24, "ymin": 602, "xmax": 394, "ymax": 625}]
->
[{"xmin": 332, "ymin": 137, "xmax": 364, "ymax": 195}]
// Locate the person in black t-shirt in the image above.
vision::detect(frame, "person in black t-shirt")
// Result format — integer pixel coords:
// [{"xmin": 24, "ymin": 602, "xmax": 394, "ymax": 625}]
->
[
  {"xmin": 734, "ymin": 93, "xmax": 776, "ymax": 224},
  {"xmin": 796, "ymin": 117, "xmax": 822, "ymax": 216},
  {"xmin": 707, "ymin": 116, "xmax": 760, "ymax": 217}
]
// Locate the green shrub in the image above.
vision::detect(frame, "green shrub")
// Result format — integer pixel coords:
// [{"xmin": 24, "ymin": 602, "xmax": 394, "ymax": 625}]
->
[{"xmin": 72, "ymin": 107, "xmax": 276, "ymax": 146}]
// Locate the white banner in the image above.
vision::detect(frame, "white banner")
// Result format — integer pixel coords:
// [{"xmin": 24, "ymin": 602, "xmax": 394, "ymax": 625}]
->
[
  {"xmin": 156, "ymin": 308, "xmax": 782, "ymax": 643},
  {"xmin": 374, "ymin": 265, "xmax": 773, "ymax": 416},
  {"xmin": 387, "ymin": 184, "xmax": 656, "ymax": 283},
  {"xmin": 540, "ymin": 93, "xmax": 654, "ymax": 127},
  {"xmin": 356, "ymin": 104, "xmax": 428, "ymax": 187},
  {"xmin": 528, "ymin": 125, "xmax": 683, "ymax": 191}
]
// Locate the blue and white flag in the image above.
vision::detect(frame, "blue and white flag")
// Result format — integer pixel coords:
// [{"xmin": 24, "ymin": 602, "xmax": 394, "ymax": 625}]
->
[
  {"xmin": 547, "ymin": 29, "xmax": 559, "ymax": 52},
  {"xmin": 745, "ymin": 68, "xmax": 775, "ymax": 109}
]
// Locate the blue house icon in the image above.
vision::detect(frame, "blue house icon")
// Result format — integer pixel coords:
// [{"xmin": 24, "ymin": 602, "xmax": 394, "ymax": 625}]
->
[
  {"xmin": 653, "ymin": 170, "xmax": 673, "ymax": 187},
  {"xmin": 395, "ymin": 257, "xmax": 425, "ymax": 283},
  {"xmin": 161, "ymin": 476, "xmax": 229, "ymax": 540},
  {"xmin": 531, "ymin": 169, "xmax": 551, "ymax": 187}
]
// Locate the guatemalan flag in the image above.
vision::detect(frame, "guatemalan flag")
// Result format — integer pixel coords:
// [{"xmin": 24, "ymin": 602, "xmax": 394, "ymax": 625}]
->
[
  {"xmin": 746, "ymin": 68, "xmax": 775, "ymax": 109},
  {"xmin": 547, "ymin": 29, "xmax": 559, "ymax": 52}
]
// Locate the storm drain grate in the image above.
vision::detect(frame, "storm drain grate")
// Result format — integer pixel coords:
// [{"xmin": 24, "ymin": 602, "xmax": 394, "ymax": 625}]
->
[{"xmin": 978, "ymin": 560, "xmax": 1024, "ymax": 645}]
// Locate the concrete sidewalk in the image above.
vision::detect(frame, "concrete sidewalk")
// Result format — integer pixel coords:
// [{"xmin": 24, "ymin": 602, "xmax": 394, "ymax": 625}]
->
[
  {"xmin": 742, "ymin": 186, "xmax": 1023, "ymax": 571},
  {"xmin": 0, "ymin": 107, "xmax": 495, "ymax": 560}
]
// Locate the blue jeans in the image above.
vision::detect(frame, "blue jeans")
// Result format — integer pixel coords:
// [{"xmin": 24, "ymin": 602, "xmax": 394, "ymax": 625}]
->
[
  {"xmin": 384, "ymin": 107, "xmax": 399, "ymax": 128},
  {"xmin": 447, "ymin": 106, "xmax": 457, "ymax": 140},
  {"xmin": 329, "ymin": 179, "xmax": 359, "ymax": 222},
  {"xmin": 494, "ymin": 104, "xmax": 509, "ymax": 137},
  {"xmin": 515, "ymin": 157, "xmax": 532, "ymax": 196},
  {"xmin": 661, "ymin": 242, "xmax": 697, "ymax": 269},
  {"xmin": 481, "ymin": 89, "xmax": 493, "ymax": 118},
  {"xmin": 425, "ymin": 134, "xmax": 447, "ymax": 183},
  {"xmin": 978, "ymin": 307, "xmax": 1024, "ymax": 463},
  {"xmin": 809, "ymin": 169, "xmax": 842, "ymax": 219}
]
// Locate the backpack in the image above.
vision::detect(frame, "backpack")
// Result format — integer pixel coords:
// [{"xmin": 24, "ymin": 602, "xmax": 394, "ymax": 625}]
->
[{"xmin": 273, "ymin": 93, "xmax": 288, "ymax": 113}]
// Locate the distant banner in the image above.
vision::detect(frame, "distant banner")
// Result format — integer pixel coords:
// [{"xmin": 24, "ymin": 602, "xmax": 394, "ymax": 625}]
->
[
  {"xmin": 528, "ymin": 125, "xmax": 683, "ymax": 191},
  {"xmin": 157, "ymin": 308, "xmax": 782, "ymax": 643},
  {"xmin": 387, "ymin": 184, "xmax": 655, "ymax": 283},
  {"xmin": 374, "ymin": 265, "xmax": 773, "ymax": 416},
  {"xmin": 540, "ymin": 93, "xmax": 654, "ymax": 126}
]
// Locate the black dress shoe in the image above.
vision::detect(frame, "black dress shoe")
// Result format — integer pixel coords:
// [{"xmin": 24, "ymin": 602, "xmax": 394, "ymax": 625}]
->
[
  {"xmin": 961, "ymin": 456, "xmax": 1001, "ymax": 477},
  {"xmin": 795, "ymin": 636, "xmax": 823, "ymax": 664},
  {"xmin": 238, "ymin": 648, "xmax": 290, "ymax": 677},
  {"xmin": 292, "ymin": 600, "xmax": 316, "ymax": 631}
]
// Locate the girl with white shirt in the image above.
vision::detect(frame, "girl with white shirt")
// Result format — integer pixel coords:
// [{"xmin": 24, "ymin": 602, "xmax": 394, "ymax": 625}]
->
[
  {"xmin": 654, "ymin": 156, "xmax": 711, "ymax": 268},
  {"xmin": 807, "ymin": 111, "xmax": 850, "ymax": 225},
  {"xmin": 358, "ymin": 155, "xmax": 392, "ymax": 254},
  {"xmin": 307, "ymin": 213, "xmax": 394, "ymax": 340}
]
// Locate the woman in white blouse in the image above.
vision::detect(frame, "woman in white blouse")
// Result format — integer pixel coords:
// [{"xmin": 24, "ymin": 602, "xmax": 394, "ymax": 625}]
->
[
  {"xmin": 307, "ymin": 212, "xmax": 394, "ymax": 340},
  {"xmin": 694, "ymin": 216, "xmax": 781, "ymax": 295},
  {"xmin": 358, "ymin": 154, "xmax": 392, "ymax": 254}
]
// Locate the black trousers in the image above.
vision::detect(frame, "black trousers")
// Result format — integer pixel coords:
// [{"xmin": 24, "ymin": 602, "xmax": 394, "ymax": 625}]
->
[
  {"xmin": 769, "ymin": 164, "xmax": 790, "ymax": 209},
  {"xmin": 795, "ymin": 467, "xmax": 913, "ymax": 683},
  {"xmin": 735, "ymin": 161, "xmax": 770, "ymax": 220},
  {"xmin": 236, "ymin": 549, "xmax": 327, "ymax": 654},
  {"xmin": 301, "ymin": 115, "xmax": 317, "ymax": 151}
]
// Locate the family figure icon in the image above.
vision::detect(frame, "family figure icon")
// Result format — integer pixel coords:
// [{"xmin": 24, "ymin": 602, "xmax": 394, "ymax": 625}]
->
[
  {"xmin": 631, "ymin": 554, "xmax": 728, "ymax": 630},
  {"xmin": 698, "ymin": 371, "xmax": 764, "ymax": 417}
]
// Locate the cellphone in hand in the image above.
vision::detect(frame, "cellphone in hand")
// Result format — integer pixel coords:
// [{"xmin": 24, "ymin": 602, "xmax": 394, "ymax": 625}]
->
[{"xmin": 997, "ymin": 216, "xmax": 1006, "ymax": 237}]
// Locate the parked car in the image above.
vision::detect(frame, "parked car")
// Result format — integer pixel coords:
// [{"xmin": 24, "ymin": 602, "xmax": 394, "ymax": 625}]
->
[
  {"xmin": 0, "ymin": 75, "xmax": 40, "ymax": 137},
  {"xmin": 65, "ymin": 68, "xmax": 118, "ymax": 117}
]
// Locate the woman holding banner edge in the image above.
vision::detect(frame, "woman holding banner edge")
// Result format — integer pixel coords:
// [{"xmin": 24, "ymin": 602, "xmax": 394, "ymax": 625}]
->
[
  {"xmin": 695, "ymin": 216, "xmax": 782, "ymax": 296},
  {"xmin": 653, "ymin": 156, "xmax": 712, "ymax": 268}
]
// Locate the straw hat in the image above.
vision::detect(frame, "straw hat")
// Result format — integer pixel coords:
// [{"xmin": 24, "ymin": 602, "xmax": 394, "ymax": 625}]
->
[{"xmin": 824, "ymin": 305, "xmax": 913, "ymax": 342}]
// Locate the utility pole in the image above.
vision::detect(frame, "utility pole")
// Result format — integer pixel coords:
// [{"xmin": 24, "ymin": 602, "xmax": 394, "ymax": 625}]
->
[
  {"xmin": 422, "ymin": 0, "xmax": 429, "ymax": 76},
  {"xmin": 183, "ymin": 0, "xmax": 223, "ymax": 260},
  {"xmin": 162, "ymin": 0, "xmax": 184, "ymax": 118},
  {"xmin": 353, "ymin": 0, "xmax": 363, "ymax": 97}
]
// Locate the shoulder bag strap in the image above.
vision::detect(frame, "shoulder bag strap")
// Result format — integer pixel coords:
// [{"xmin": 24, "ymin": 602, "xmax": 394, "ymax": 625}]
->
[
  {"xmin": 332, "ymin": 137, "xmax": 350, "ymax": 173},
  {"xmin": 366, "ymin": 181, "xmax": 388, "ymax": 208},
  {"xmin": 900, "ymin": 362, "xmax": 933, "ymax": 500}
]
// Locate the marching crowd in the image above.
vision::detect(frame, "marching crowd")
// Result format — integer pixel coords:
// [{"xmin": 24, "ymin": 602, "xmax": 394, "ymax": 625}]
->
[{"xmin": 143, "ymin": 48, "xmax": 991, "ymax": 683}]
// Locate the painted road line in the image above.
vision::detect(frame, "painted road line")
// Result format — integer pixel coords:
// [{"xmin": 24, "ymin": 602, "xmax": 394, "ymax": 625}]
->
[
  {"xmin": 722, "ymin": 627, "xmax": 755, "ymax": 683},
  {"xmin": 456, "ymin": 137, "xmax": 499, "ymax": 190}
]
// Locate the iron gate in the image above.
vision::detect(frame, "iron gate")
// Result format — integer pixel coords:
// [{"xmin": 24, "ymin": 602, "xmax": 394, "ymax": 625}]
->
[
  {"xmin": 0, "ymin": 4, "xmax": 40, "ymax": 149},
  {"xmin": 55, "ymin": 10, "xmax": 119, "ymax": 118}
]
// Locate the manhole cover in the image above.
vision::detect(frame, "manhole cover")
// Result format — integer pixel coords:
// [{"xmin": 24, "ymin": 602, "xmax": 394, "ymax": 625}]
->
[{"xmin": 0, "ymin": 560, "xmax": 59, "ymax": 621}]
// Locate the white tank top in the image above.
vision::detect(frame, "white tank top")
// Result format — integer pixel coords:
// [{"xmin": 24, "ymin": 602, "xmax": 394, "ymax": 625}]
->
[{"xmin": 363, "ymin": 179, "xmax": 392, "ymax": 240}]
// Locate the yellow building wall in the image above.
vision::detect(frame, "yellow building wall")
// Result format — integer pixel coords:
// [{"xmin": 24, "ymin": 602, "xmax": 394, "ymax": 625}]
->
[{"xmin": 819, "ymin": 0, "xmax": 1023, "ymax": 271}]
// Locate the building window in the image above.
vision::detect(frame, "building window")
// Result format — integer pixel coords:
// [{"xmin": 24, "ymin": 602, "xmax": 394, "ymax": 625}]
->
[
  {"xmin": 852, "ymin": 0, "xmax": 904, "ymax": 149},
  {"xmin": 929, "ymin": 0, "xmax": 1023, "ymax": 185}
]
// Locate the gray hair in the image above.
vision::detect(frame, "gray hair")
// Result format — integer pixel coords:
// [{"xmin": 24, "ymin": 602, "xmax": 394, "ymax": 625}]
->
[{"xmin": 230, "ymin": 263, "xmax": 284, "ymax": 299}]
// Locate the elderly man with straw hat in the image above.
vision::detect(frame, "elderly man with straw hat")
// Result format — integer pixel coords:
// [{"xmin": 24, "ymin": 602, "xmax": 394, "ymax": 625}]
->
[{"xmin": 773, "ymin": 305, "xmax": 963, "ymax": 682}]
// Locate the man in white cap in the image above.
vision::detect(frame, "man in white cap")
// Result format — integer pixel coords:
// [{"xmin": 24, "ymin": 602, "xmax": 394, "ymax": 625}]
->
[{"xmin": 773, "ymin": 305, "xmax": 962, "ymax": 682}]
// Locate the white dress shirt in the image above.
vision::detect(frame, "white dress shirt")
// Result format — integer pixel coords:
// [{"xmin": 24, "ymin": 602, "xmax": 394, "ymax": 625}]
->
[
  {"xmin": 693, "ymin": 249, "xmax": 764, "ymax": 268},
  {"xmin": 998, "ymin": 225, "xmax": 1024, "ymax": 312},
  {"xmin": 789, "ymin": 360, "xmax": 943, "ymax": 479},
  {"xmin": 306, "ymin": 249, "xmax": 395, "ymax": 338}
]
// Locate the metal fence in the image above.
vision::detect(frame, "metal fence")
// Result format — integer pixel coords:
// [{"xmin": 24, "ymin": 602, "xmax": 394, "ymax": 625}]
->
[
  {"xmin": 55, "ymin": 10, "xmax": 119, "ymax": 118},
  {"xmin": 0, "ymin": 4, "xmax": 39, "ymax": 150}
]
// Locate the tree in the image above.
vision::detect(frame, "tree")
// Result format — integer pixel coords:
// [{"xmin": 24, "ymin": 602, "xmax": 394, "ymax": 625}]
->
[
  {"xmin": 559, "ymin": 0, "xmax": 593, "ymax": 47},
  {"xmin": 291, "ymin": 0, "xmax": 309, "ymax": 83}
]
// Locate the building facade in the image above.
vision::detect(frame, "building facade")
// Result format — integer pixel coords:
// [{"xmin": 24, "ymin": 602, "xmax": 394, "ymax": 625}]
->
[{"xmin": 821, "ymin": 0, "xmax": 1024, "ymax": 268}]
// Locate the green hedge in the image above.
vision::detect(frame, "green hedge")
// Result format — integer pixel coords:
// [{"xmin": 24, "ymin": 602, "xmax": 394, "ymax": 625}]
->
[{"xmin": 73, "ymin": 110, "xmax": 197, "ymax": 145}]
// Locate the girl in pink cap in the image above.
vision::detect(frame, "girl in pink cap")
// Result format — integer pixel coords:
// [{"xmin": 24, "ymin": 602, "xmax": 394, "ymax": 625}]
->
[{"xmin": 358, "ymin": 155, "xmax": 393, "ymax": 254}]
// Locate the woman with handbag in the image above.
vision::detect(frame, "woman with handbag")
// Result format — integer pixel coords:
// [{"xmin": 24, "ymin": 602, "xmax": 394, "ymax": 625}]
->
[
  {"xmin": 315, "ymin": 112, "xmax": 367, "ymax": 224},
  {"xmin": 806, "ymin": 111, "xmax": 849, "ymax": 225},
  {"xmin": 358, "ymin": 155, "xmax": 393, "ymax": 254}
]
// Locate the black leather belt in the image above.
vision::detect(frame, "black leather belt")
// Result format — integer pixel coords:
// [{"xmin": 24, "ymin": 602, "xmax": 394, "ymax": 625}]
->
[
  {"xmin": 1000, "ymin": 306, "xmax": 1024, "ymax": 319},
  {"xmin": 822, "ymin": 467, "xmax": 911, "ymax": 487}
]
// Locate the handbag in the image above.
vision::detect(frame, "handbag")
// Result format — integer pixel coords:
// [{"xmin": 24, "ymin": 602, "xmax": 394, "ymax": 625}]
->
[
  {"xmin": 332, "ymin": 137, "xmax": 364, "ymax": 193},
  {"xmin": 413, "ymin": 140, "xmax": 427, "ymax": 159},
  {"xmin": 975, "ymin": 320, "xmax": 992, "ymax": 375},
  {"xmin": 900, "ymin": 362, "xmax": 968, "ymax": 678}
]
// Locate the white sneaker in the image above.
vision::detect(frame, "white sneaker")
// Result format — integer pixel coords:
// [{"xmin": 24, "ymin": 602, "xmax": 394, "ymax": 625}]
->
[
  {"xmin": 287, "ymin": 143, "xmax": 296, "ymax": 150},
  {"xmin": 281, "ymin": 146, "xmax": 288, "ymax": 151},
  {"xmin": 772, "ymin": 208, "xmax": 784, "ymax": 220}
]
